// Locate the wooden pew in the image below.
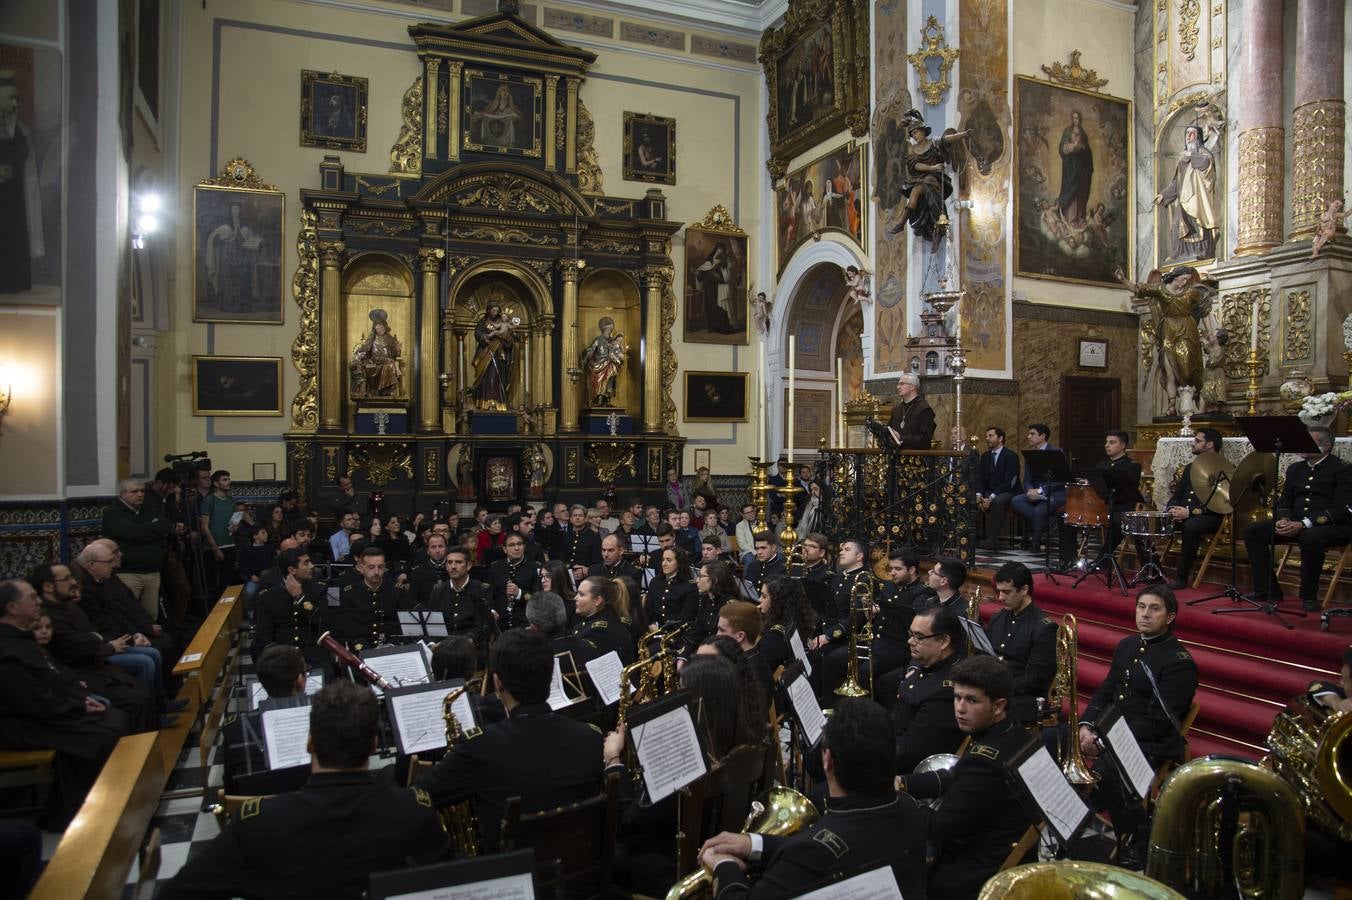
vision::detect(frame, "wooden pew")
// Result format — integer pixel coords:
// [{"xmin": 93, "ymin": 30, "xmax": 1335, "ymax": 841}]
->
[
  {"xmin": 29, "ymin": 732, "xmax": 167, "ymax": 900},
  {"xmin": 173, "ymin": 584, "xmax": 244, "ymax": 704}
]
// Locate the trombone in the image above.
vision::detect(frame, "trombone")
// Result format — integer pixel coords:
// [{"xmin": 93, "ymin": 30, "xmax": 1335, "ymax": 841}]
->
[
  {"xmin": 835, "ymin": 575, "xmax": 876, "ymax": 698},
  {"xmin": 1049, "ymin": 613, "xmax": 1097, "ymax": 785}
]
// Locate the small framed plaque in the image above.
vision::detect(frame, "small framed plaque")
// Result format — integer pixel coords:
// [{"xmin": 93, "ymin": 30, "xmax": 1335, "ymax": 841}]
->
[{"xmin": 1078, "ymin": 339, "xmax": 1108, "ymax": 369}]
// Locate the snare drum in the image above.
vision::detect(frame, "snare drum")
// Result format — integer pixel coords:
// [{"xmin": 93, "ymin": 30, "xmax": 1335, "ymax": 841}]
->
[
  {"xmin": 1120, "ymin": 510, "xmax": 1172, "ymax": 538},
  {"xmin": 1064, "ymin": 479, "xmax": 1108, "ymax": 527}
]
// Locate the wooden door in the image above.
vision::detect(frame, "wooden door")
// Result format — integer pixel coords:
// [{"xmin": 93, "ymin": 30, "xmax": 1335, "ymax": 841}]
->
[{"xmin": 1060, "ymin": 377, "xmax": 1122, "ymax": 476}]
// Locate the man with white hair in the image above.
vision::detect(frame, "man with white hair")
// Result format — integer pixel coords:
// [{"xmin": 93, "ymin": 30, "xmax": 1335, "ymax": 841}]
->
[
  {"xmin": 101, "ymin": 479, "xmax": 173, "ymax": 618},
  {"xmin": 887, "ymin": 372, "xmax": 936, "ymax": 450}
]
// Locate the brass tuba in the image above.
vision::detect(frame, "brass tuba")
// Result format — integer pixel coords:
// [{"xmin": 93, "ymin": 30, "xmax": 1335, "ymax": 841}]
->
[
  {"xmin": 979, "ymin": 861, "xmax": 1187, "ymax": 899},
  {"xmin": 439, "ymin": 686, "xmax": 481, "ymax": 857},
  {"xmin": 1048, "ymin": 614, "xmax": 1097, "ymax": 785},
  {"xmin": 834, "ymin": 575, "xmax": 876, "ymax": 698},
  {"xmin": 1145, "ymin": 756, "xmax": 1304, "ymax": 899},
  {"xmin": 1264, "ymin": 691, "xmax": 1352, "ymax": 841},
  {"xmin": 664, "ymin": 787, "xmax": 819, "ymax": 899}
]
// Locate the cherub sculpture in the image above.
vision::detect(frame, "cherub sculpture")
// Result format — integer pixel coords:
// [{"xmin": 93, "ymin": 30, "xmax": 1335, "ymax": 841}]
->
[
  {"xmin": 844, "ymin": 266, "xmax": 872, "ymax": 307},
  {"xmin": 1312, "ymin": 197, "xmax": 1352, "ymax": 259}
]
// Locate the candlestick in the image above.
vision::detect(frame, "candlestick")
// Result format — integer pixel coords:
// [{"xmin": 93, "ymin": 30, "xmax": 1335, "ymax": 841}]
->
[
  {"xmin": 1246, "ymin": 349, "xmax": 1261, "ymax": 415},
  {"xmin": 787, "ymin": 335, "xmax": 796, "ymax": 464},
  {"xmin": 749, "ymin": 457, "xmax": 771, "ymax": 532},
  {"xmin": 778, "ymin": 485, "xmax": 798, "ymax": 548}
]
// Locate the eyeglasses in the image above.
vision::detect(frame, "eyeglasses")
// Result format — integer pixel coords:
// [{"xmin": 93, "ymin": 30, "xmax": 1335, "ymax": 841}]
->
[{"xmin": 907, "ymin": 630, "xmax": 940, "ymax": 642}]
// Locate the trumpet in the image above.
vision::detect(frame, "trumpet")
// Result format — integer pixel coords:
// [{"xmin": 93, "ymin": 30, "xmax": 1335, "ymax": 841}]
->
[
  {"xmin": 835, "ymin": 575, "xmax": 876, "ymax": 698},
  {"xmin": 440, "ymin": 686, "xmax": 481, "ymax": 856},
  {"xmin": 317, "ymin": 631, "xmax": 391, "ymax": 690},
  {"xmin": 1049, "ymin": 614, "xmax": 1097, "ymax": 785}
]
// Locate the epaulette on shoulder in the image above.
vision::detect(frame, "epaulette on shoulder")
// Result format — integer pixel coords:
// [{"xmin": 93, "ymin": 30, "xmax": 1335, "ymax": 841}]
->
[
  {"xmin": 968, "ymin": 743, "xmax": 1000, "ymax": 761},
  {"xmin": 811, "ymin": 828, "xmax": 849, "ymax": 859},
  {"xmin": 411, "ymin": 786, "xmax": 433, "ymax": 808},
  {"xmin": 241, "ymin": 796, "xmax": 265, "ymax": 819},
  {"xmin": 591, "ymin": 619, "xmax": 608, "ymax": 629},
  {"xmin": 342, "ymin": 582, "xmax": 353, "ymax": 591},
  {"xmin": 620, "ymin": 616, "xmax": 632, "ymax": 626},
  {"xmin": 771, "ymin": 624, "xmax": 787, "ymax": 635}
]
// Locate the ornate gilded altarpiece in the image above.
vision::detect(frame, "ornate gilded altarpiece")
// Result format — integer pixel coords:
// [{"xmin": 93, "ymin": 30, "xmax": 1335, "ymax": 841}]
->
[{"xmin": 285, "ymin": 10, "xmax": 684, "ymax": 512}]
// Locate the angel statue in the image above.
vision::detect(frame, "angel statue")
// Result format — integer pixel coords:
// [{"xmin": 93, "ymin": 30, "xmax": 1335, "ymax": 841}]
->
[
  {"xmin": 844, "ymin": 266, "xmax": 872, "ymax": 307},
  {"xmin": 752, "ymin": 290, "xmax": 773, "ymax": 337},
  {"xmin": 581, "ymin": 317, "xmax": 627, "ymax": 407},
  {"xmin": 1312, "ymin": 197, "xmax": 1352, "ymax": 259},
  {"xmin": 885, "ymin": 108, "xmax": 969, "ymax": 249},
  {"xmin": 350, "ymin": 308, "xmax": 403, "ymax": 399},
  {"xmin": 1116, "ymin": 266, "xmax": 1218, "ymax": 417}
]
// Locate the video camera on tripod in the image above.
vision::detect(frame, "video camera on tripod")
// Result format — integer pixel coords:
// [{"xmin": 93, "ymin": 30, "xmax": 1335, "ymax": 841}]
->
[{"xmin": 164, "ymin": 450, "xmax": 212, "ymax": 478}]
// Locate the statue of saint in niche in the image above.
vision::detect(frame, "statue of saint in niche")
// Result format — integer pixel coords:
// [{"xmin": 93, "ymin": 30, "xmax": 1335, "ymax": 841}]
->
[
  {"xmin": 472, "ymin": 301, "xmax": 515, "ymax": 410},
  {"xmin": 581, "ymin": 317, "xmax": 626, "ymax": 407},
  {"xmin": 1117, "ymin": 266, "xmax": 1219, "ymax": 418},
  {"xmin": 350, "ymin": 308, "xmax": 403, "ymax": 398}
]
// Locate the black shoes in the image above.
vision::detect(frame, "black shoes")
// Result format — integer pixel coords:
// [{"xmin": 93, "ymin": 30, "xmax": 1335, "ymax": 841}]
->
[
  {"xmin": 1167, "ymin": 579, "xmax": 1188, "ymax": 590},
  {"xmin": 1302, "ymin": 597, "xmax": 1321, "ymax": 612}
]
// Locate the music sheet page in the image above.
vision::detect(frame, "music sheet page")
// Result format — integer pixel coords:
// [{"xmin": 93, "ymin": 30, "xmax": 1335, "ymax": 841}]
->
[
  {"xmin": 547, "ymin": 658, "xmax": 578, "ymax": 710},
  {"xmin": 1106, "ymin": 717, "xmax": 1156, "ymax": 799},
  {"xmin": 365, "ymin": 649, "xmax": 431, "ymax": 696},
  {"xmin": 584, "ymin": 651, "xmax": 624, "ymax": 707},
  {"xmin": 1015, "ymin": 746, "xmax": 1088, "ymax": 842},
  {"xmin": 261, "ymin": 705, "xmax": 312, "ymax": 770},
  {"xmin": 787, "ymin": 674, "xmax": 826, "ymax": 746},
  {"xmin": 387, "ymin": 871, "xmax": 535, "ymax": 900},
  {"xmin": 632, "ymin": 705, "xmax": 706, "ymax": 803},
  {"xmin": 390, "ymin": 688, "xmax": 451, "ymax": 755},
  {"xmin": 794, "ymin": 866, "xmax": 903, "ymax": 900},
  {"xmin": 789, "ymin": 630, "xmax": 813, "ymax": 676}
]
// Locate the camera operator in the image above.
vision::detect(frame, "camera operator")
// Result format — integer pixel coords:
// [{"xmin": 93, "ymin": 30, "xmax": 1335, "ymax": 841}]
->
[{"xmin": 148, "ymin": 468, "xmax": 192, "ymax": 628}]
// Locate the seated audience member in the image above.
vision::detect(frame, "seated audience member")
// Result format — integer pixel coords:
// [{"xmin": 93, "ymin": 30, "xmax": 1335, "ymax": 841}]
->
[
  {"xmin": 716, "ymin": 599, "xmax": 772, "ymax": 692},
  {"xmin": 430, "ymin": 635, "xmax": 505, "ymax": 726},
  {"xmin": 984, "ymin": 561, "xmax": 1057, "ymax": 724},
  {"xmin": 0, "ymin": 580, "xmax": 131, "ymax": 828},
  {"xmin": 1009, "ymin": 423, "xmax": 1066, "ymax": 553},
  {"xmin": 893, "ymin": 603, "xmax": 966, "ymax": 774},
  {"xmin": 900, "ymin": 655, "xmax": 1037, "ymax": 899},
  {"xmin": 252, "ymin": 547, "xmax": 328, "ymax": 667},
  {"xmin": 415, "ymin": 629, "xmax": 604, "ymax": 853},
  {"xmin": 476, "ymin": 515, "xmax": 507, "ymax": 565},
  {"xmin": 757, "ymin": 575, "xmax": 819, "ymax": 675},
  {"xmin": 77, "ymin": 540, "xmax": 177, "ymax": 667},
  {"xmin": 329, "ymin": 509, "xmax": 361, "ymax": 563},
  {"xmin": 163, "ymin": 681, "xmax": 449, "ymax": 899},
  {"xmin": 734, "ymin": 503, "xmax": 758, "ymax": 567},
  {"xmin": 221, "ymin": 645, "xmax": 313, "ymax": 796},
  {"xmin": 237, "ymin": 524, "xmax": 277, "ymax": 604},
  {"xmin": 699, "ymin": 698, "xmax": 927, "ymax": 897},
  {"xmin": 974, "ymin": 427, "xmax": 1022, "ymax": 551}
]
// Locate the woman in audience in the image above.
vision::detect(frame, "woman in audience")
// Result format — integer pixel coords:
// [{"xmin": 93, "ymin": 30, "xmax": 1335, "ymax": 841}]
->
[
  {"xmin": 645, "ymin": 546, "xmax": 697, "ymax": 628},
  {"xmin": 476, "ymin": 515, "xmax": 506, "ymax": 565},
  {"xmin": 758, "ymin": 574, "xmax": 818, "ymax": 674},
  {"xmin": 237, "ymin": 526, "xmax": 277, "ymax": 605},
  {"xmin": 378, "ymin": 514, "xmax": 412, "ymax": 567},
  {"xmin": 265, "ymin": 505, "xmax": 287, "ymax": 543}
]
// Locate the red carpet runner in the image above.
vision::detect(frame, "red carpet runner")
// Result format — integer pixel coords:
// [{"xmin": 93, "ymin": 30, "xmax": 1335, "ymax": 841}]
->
[{"xmin": 975, "ymin": 574, "xmax": 1349, "ymax": 761}]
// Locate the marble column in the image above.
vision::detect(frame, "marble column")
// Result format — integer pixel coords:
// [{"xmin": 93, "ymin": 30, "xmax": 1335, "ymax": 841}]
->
[
  {"xmin": 558, "ymin": 260, "xmax": 581, "ymax": 432},
  {"xmin": 1289, "ymin": 0, "xmax": 1346, "ymax": 240},
  {"xmin": 1233, "ymin": 0, "xmax": 1284, "ymax": 256},
  {"xmin": 318, "ymin": 240, "xmax": 346, "ymax": 431},
  {"xmin": 640, "ymin": 267, "xmax": 667, "ymax": 434},
  {"xmin": 416, "ymin": 247, "xmax": 443, "ymax": 433}
]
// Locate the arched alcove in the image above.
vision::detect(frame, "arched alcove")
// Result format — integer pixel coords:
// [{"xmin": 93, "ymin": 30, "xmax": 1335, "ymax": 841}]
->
[
  {"xmin": 578, "ymin": 268, "xmax": 642, "ymax": 411},
  {"xmin": 341, "ymin": 254, "xmax": 416, "ymax": 408}
]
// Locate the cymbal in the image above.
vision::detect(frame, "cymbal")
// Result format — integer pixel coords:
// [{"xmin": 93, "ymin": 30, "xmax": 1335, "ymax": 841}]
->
[
  {"xmin": 1230, "ymin": 451, "xmax": 1276, "ymax": 512},
  {"xmin": 1189, "ymin": 450, "xmax": 1237, "ymax": 515}
]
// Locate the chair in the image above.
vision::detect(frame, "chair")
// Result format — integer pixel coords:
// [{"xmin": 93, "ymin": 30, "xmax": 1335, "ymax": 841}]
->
[
  {"xmin": 1148, "ymin": 701, "xmax": 1201, "ymax": 800},
  {"xmin": 498, "ymin": 772, "xmax": 620, "ymax": 899},
  {"xmin": 998, "ymin": 823, "xmax": 1041, "ymax": 872},
  {"xmin": 1277, "ymin": 543, "xmax": 1352, "ymax": 610},
  {"xmin": 672, "ymin": 743, "xmax": 770, "ymax": 879},
  {"xmin": 129, "ymin": 828, "xmax": 161, "ymax": 900},
  {"xmin": 1190, "ymin": 517, "xmax": 1231, "ymax": 589},
  {"xmin": 407, "ymin": 754, "xmax": 436, "ymax": 785}
]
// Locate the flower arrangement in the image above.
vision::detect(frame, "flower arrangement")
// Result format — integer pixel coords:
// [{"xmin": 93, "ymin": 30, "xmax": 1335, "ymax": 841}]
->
[{"xmin": 1299, "ymin": 391, "xmax": 1352, "ymax": 423}]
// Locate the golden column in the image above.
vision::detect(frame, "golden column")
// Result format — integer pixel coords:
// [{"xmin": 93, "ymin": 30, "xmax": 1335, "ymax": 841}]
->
[
  {"xmin": 416, "ymin": 246, "xmax": 444, "ymax": 433},
  {"xmin": 640, "ymin": 266, "xmax": 668, "ymax": 434},
  {"xmin": 1288, "ymin": 0, "xmax": 1346, "ymax": 240},
  {"xmin": 559, "ymin": 259, "xmax": 582, "ymax": 433},
  {"xmin": 318, "ymin": 240, "xmax": 346, "ymax": 430}
]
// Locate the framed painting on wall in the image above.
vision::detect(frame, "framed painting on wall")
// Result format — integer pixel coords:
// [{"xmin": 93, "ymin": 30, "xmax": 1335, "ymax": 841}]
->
[
  {"xmin": 0, "ymin": 41, "xmax": 63, "ymax": 303},
  {"xmin": 192, "ymin": 356, "xmax": 284, "ymax": 416},
  {"xmin": 1013, "ymin": 76, "xmax": 1132, "ymax": 287},
  {"xmin": 684, "ymin": 372, "xmax": 749, "ymax": 423},
  {"xmin": 623, "ymin": 112, "xmax": 675, "ymax": 185},
  {"xmin": 775, "ymin": 141, "xmax": 866, "ymax": 271},
  {"xmin": 683, "ymin": 206, "xmax": 748, "ymax": 345},
  {"xmin": 300, "ymin": 70, "xmax": 369, "ymax": 152},
  {"xmin": 462, "ymin": 70, "xmax": 543, "ymax": 158},
  {"xmin": 192, "ymin": 159, "xmax": 285, "ymax": 323}
]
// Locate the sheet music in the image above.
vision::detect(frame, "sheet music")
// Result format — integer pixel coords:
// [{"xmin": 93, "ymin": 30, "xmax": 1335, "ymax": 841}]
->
[
  {"xmin": 584, "ymin": 651, "xmax": 624, "ymax": 707},
  {"xmin": 794, "ymin": 866, "xmax": 903, "ymax": 900},
  {"xmin": 389, "ymin": 688, "xmax": 451, "ymax": 756},
  {"xmin": 964, "ymin": 619, "xmax": 994, "ymax": 655},
  {"xmin": 786, "ymin": 674, "xmax": 826, "ymax": 747},
  {"xmin": 261, "ymin": 705, "xmax": 312, "ymax": 770},
  {"xmin": 547, "ymin": 658, "xmax": 580, "ymax": 710},
  {"xmin": 250, "ymin": 676, "xmax": 323, "ymax": 710},
  {"xmin": 739, "ymin": 579, "xmax": 758, "ymax": 601},
  {"xmin": 364, "ymin": 649, "xmax": 431, "ymax": 697},
  {"xmin": 387, "ymin": 871, "xmax": 535, "ymax": 900},
  {"xmin": 640, "ymin": 568, "xmax": 655, "ymax": 589},
  {"xmin": 789, "ymin": 630, "xmax": 813, "ymax": 676},
  {"xmin": 1106, "ymin": 717, "xmax": 1156, "ymax": 799},
  {"xmin": 1015, "ymin": 746, "xmax": 1089, "ymax": 843},
  {"xmin": 632, "ymin": 704, "xmax": 707, "ymax": 803},
  {"xmin": 419, "ymin": 641, "xmax": 434, "ymax": 672}
]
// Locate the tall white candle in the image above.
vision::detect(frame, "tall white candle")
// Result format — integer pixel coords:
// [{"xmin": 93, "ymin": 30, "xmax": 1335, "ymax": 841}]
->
[
  {"xmin": 836, "ymin": 359, "xmax": 845, "ymax": 448},
  {"xmin": 787, "ymin": 336, "xmax": 796, "ymax": 464},
  {"xmin": 1250, "ymin": 301, "xmax": 1259, "ymax": 351},
  {"xmin": 757, "ymin": 338, "xmax": 766, "ymax": 460}
]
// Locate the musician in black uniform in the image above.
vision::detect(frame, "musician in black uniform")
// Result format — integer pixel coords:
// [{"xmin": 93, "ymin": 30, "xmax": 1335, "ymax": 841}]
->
[
  {"xmin": 744, "ymin": 532, "xmax": 785, "ymax": 594},
  {"xmin": 1164, "ymin": 428, "xmax": 1224, "ymax": 590},
  {"xmin": 925, "ymin": 556, "xmax": 968, "ymax": 619},
  {"xmin": 868, "ymin": 547, "xmax": 939, "ymax": 706},
  {"xmin": 894, "ymin": 603, "xmax": 966, "ymax": 775},
  {"xmin": 252, "ymin": 547, "xmax": 328, "ymax": 666},
  {"xmin": 490, "ymin": 533, "xmax": 541, "ymax": 629},
  {"xmin": 405, "ymin": 532, "xmax": 449, "ymax": 609},
  {"xmin": 431, "ymin": 547, "xmax": 496, "ymax": 647},
  {"xmin": 799, "ymin": 532, "xmax": 834, "ymax": 583},
  {"xmin": 221, "ymin": 645, "xmax": 312, "ymax": 796},
  {"xmin": 561, "ymin": 504, "xmax": 602, "ymax": 583},
  {"xmin": 415, "ymin": 630, "xmax": 604, "ymax": 853},
  {"xmin": 573, "ymin": 576, "xmax": 636, "ymax": 665},
  {"xmin": 985, "ymin": 561, "xmax": 1057, "ymax": 724},
  {"xmin": 1243, "ymin": 424, "xmax": 1352, "ymax": 611},
  {"xmin": 975, "ymin": 427, "xmax": 1022, "ymax": 551},
  {"xmin": 700, "ymin": 698, "xmax": 927, "ymax": 898},
  {"xmin": 887, "ymin": 371, "xmax": 937, "ymax": 450},
  {"xmin": 1077, "ymin": 585, "xmax": 1198, "ymax": 867},
  {"xmin": 503, "ymin": 512, "xmax": 545, "ymax": 568},
  {"xmin": 756, "ymin": 575, "xmax": 818, "ymax": 675},
  {"xmin": 589, "ymin": 533, "xmax": 643, "ymax": 583},
  {"xmin": 329, "ymin": 546, "xmax": 399, "ymax": 651},
  {"xmin": 902, "ymin": 655, "xmax": 1037, "ymax": 899},
  {"xmin": 1099, "ymin": 430, "xmax": 1144, "ymax": 555},
  {"xmin": 809, "ymin": 538, "xmax": 871, "ymax": 656},
  {"xmin": 164, "ymin": 681, "xmax": 449, "ymax": 900},
  {"xmin": 645, "ymin": 546, "xmax": 698, "ymax": 629}
]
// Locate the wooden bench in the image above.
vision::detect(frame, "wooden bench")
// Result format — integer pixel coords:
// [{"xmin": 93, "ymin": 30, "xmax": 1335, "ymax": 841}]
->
[
  {"xmin": 173, "ymin": 584, "xmax": 244, "ymax": 703},
  {"xmin": 29, "ymin": 732, "xmax": 167, "ymax": 900},
  {"xmin": 0, "ymin": 749, "xmax": 55, "ymax": 770}
]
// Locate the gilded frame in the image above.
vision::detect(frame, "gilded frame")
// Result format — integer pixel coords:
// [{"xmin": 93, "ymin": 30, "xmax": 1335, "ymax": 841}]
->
[
  {"xmin": 192, "ymin": 356, "xmax": 284, "ymax": 417},
  {"xmin": 462, "ymin": 69, "xmax": 544, "ymax": 159},
  {"xmin": 683, "ymin": 206, "xmax": 749, "ymax": 346},
  {"xmin": 300, "ymin": 70, "xmax": 369, "ymax": 152},
  {"xmin": 622, "ymin": 111, "xmax": 676, "ymax": 185},
  {"xmin": 759, "ymin": 0, "xmax": 868, "ymax": 179},
  {"xmin": 774, "ymin": 141, "xmax": 868, "ymax": 273},
  {"xmin": 1013, "ymin": 76, "xmax": 1133, "ymax": 287},
  {"xmin": 192, "ymin": 159, "xmax": 285, "ymax": 323},
  {"xmin": 683, "ymin": 371, "xmax": 750, "ymax": 423}
]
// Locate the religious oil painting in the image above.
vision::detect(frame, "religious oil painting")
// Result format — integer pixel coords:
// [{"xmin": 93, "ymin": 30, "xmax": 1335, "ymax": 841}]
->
[
  {"xmin": 1014, "ymin": 76, "xmax": 1131, "ymax": 287},
  {"xmin": 683, "ymin": 226, "xmax": 748, "ymax": 345},
  {"xmin": 623, "ymin": 112, "xmax": 675, "ymax": 185},
  {"xmin": 192, "ymin": 356, "xmax": 284, "ymax": 416},
  {"xmin": 684, "ymin": 372, "xmax": 749, "ymax": 423},
  {"xmin": 300, "ymin": 70, "xmax": 368, "ymax": 152},
  {"xmin": 774, "ymin": 22, "xmax": 837, "ymax": 150},
  {"xmin": 192, "ymin": 182, "xmax": 285, "ymax": 323},
  {"xmin": 0, "ymin": 42, "xmax": 63, "ymax": 302},
  {"xmin": 462, "ymin": 70, "xmax": 542, "ymax": 158},
  {"xmin": 775, "ymin": 142, "xmax": 866, "ymax": 271}
]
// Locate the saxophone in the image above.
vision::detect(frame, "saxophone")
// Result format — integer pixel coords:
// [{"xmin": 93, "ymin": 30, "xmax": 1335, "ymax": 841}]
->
[
  {"xmin": 440, "ymin": 686, "xmax": 481, "ymax": 857},
  {"xmin": 1049, "ymin": 614, "xmax": 1097, "ymax": 785}
]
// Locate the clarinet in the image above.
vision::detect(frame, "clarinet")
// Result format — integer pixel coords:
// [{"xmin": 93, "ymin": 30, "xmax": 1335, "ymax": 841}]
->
[{"xmin": 317, "ymin": 631, "xmax": 392, "ymax": 690}]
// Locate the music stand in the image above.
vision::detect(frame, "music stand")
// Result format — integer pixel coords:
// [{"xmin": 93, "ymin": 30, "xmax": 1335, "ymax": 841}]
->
[
  {"xmin": 867, "ymin": 417, "xmax": 900, "ymax": 450},
  {"xmin": 1022, "ymin": 449, "xmax": 1073, "ymax": 580},
  {"xmin": 1072, "ymin": 468, "xmax": 1139, "ymax": 595},
  {"xmin": 1211, "ymin": 416, "xmax": 1318, "ymax": 628}
]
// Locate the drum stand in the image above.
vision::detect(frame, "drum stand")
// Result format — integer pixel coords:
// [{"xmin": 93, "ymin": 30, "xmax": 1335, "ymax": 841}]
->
[{"xmin": 1072, "ymin": 522, "xmax": 1128, "ymax": 595}]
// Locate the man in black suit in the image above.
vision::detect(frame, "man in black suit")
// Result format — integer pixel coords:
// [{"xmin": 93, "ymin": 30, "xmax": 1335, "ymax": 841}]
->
[
  {"xmin": 699, "ymin": 698, "xmax": 927, "ymax": 898},
  {"xmin": 490, "ymin": 533, "xmax": 541, "ymax": 629},
  {"xmin": 893, "ymin": 603, "xmax": 966, "ymax": 774},
  {"xmin": 1243, "ymin": 424, "xmax": 1352, "ymax": 611},
  {"xmin": 415, "ymin": 629, "xmax": 603, "ymax": 852},
  {"xmin": 1164, "ymin": 428, "xmax": 1224, "ymax": 590},
  {"xmin": 975, "ymin": 427, "xmax": 1021, "ymax": 551},
  {"xmin": 887, "ymin": 372, "xmax": 936, "ymax": 450},
  {"xmin": 1097, "ymin": 430, "xmax": 1144, "ymax": 556}
]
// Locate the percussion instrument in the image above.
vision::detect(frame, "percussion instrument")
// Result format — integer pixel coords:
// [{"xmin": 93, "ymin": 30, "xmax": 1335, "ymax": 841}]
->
[
  {"xmin": 1120, "ymin": 511, "xmax": 1173, "ymax": 538},
  {"xmin": 1064, "ymin": 479, "xmax": 1108, "ymax": 527},
  {"xmin": 1189, "ymin": 450, "xmax": 1236, "ymax": 515},
  {"xmin": 1230, "ymin": 451, "xmax": 1274, "ymax": 512}
]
